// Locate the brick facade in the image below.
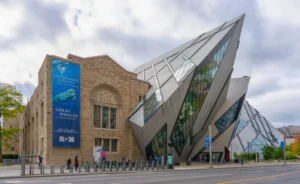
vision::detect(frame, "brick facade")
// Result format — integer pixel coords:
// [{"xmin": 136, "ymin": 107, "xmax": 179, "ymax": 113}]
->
[{"xmin": 15, "ymin": 54, "xmax": 150, "ymax": 164}]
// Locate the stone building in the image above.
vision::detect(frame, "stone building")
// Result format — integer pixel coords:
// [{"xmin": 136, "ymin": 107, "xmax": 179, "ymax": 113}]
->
[
  {"xmin": 18, "ymin": 54, "xmax": 150, "ymax": 164},
  {"xmin": 2, "ymin": 115, "xmax": 22, "ymax": 155}
]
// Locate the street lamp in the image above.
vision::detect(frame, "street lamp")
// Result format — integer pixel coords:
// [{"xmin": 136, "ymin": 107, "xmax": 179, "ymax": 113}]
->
[{"xmin": 247, "ymin": 142, "xmax": 250, "ymax": 160}]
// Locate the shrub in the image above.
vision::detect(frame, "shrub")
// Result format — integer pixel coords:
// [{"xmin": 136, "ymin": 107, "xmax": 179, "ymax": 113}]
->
[{"xmin": 3, "ymin": 154, "xmax": 19, "ymax": 159}]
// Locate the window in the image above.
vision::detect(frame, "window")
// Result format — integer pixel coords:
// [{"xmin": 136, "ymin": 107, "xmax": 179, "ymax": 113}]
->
[
  {"xmin": 10, "ymin": 125, "xmax": 12, "ymax": 128},
  {"xmin": 40, "ymin": 102, "xmax": 44, "ymax": 125},
  {"xmin": 94, "ymin": 106, "xmax": 117, "ymax": 129},
  {"xmin": 102, "ymin": 107, "xmax": 108, "ymax": 128},
  {"xmin": 95, "ymin": 138, "xmax": 101, "ymax": 146},
  {"xmin": 139, "ymin": 95, "xmax": 142, "ymax": 102},
  {"xmin": 94, "ymin": 105, "xmax": 101, "ymax": 128},
  {"xmin": 95, "ymin": 138, "xmax": 118, "ymax": 152},
  {"xmin": 11, "ymin": 147, "xmax": 15, "ymax": 151},
  {"xmin": 103, "ymin": 139, "xmax": 109, "ymax": 151},
  {"xmin": 110, "ymin": 108, "xmax": 116, "ymax": 129},
  {"xmin": 41, "ymin": 137, "xmax": 44, "ymax": 153},
  {"xmin": 111, "ymin": 139, "xmax": 118, "ymax": 152}
]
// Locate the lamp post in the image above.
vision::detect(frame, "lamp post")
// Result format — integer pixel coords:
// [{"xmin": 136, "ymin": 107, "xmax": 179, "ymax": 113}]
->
[{"xmin": 247, "ymin": 142, "xmax": 250, "ymax": 160}]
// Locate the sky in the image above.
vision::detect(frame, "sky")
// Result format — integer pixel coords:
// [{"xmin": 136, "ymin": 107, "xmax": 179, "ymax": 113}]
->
[{"xmin": 0, "ymin": 0, "xmax": 299, "ymax": 128}]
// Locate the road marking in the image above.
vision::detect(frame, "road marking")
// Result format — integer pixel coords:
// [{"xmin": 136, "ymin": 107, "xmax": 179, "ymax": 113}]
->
[
  {"xmin": 247, "ymin": 171, "xmax": 264, "ymax": 174},
  {"xmin": 109, "ymin": 173, "xmax": 231, "ymax": 184},
  {"xmin": 217, "ymin": 170, "xmax": 300, "ymax": 184},
  {"xmin": 5, "ymin": 180, "xmax": 50, "ymax": 183}
]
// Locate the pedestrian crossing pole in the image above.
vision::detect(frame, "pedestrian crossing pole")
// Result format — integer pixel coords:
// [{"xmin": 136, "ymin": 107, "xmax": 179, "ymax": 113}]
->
[
  {"xmin": 284, "ymin": 132, "xmax": 286, "ymax": 165},
  {"xmin": 209, "ymin": 125, "xmax": 212, "ymax": 168}
]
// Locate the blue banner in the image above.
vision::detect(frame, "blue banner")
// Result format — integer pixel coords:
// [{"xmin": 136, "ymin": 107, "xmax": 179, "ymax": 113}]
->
[{"xmin": 52, "ymin": 58, "xmax": 80, "ymax": 148}]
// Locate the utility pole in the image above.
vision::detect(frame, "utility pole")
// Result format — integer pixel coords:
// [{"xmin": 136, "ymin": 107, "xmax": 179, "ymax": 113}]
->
[
  {"xmin": 209, "ymin": 125, "xmax": 212, "ymax": 168},
  {"xmin": 247, "ymin": 142, "xmax": 249, "ymax": 160},
  {"xmin": 284, "ymin": 132, "xmax": 286, "ymax": 165}
]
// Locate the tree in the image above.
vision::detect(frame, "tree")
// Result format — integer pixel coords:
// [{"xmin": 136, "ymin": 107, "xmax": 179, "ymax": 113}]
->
[
  {"xmin": 0, "ymin": 83, "xmax": 24, "ymax": 163},
  {"xmin": 261, "ymin": 145, "xmax": 276, "ymax": 160},
  {"xmin": 291, "ymin": 131, "xmax": 300, "ymax": 156}
]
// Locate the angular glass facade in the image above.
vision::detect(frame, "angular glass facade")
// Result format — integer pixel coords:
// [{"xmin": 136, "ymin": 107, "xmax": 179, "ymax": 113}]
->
[
  {"xmin": 170, "ymin": 37, "xmax": 232, "ymax": 156},
  {"xmin": 244, "ymin": 134, "xmax": 267, "ymax": 159},
  {"xmin": 145, "ymin": 124, "xmax": 167, "ymax": 159},
  {"xmin": 215, "ymin": 96, "xmax": 244, "ymax": 133},
  {"xmin": 144, "ymin": 89, "xmax": 163, "ymax": 123},
  {"xmin": 233, "ymin": 119, "xmax": 248, "ymax": 137}
]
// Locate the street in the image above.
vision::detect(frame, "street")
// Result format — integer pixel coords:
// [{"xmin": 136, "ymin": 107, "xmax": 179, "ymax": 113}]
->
[{"xmin": 0, "ymin": 165, "xmax": 300, "ymax": 184}]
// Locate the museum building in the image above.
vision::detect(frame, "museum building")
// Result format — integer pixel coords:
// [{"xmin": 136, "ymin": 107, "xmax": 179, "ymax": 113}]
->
[{"xmin": 3, "ymin": 14, "xmax": 284, "ymax": 164}]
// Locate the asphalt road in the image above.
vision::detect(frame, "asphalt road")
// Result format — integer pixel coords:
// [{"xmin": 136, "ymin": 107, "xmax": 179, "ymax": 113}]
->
[{"xmin": 1, "ymin": 165, "xmax": 300, "ymax": 184}]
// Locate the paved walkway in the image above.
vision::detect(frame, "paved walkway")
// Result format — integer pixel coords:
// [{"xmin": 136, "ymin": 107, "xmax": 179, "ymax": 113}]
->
[
  {"xmin": 174, "ymin": 161, "xmax": 300, "ymax": 170},
  {"xmin": 1, "ymin": 161, "xmax": 300, "ymax": 178}
]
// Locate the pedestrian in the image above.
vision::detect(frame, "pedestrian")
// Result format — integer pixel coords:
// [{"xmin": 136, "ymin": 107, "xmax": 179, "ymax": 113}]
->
[
  {"xmin": 122, "ymin": 157, "xmax": 125, "ymax": 162},
  {"xmin": 67, "ymin": 156, "xmax": 72, "ymax": 170},
  {"xmin": 38, "ymin": 155, "xmax": 43, "ymax": 169},
  {"xmin": 74, "ymin": 156, "xmax": 79, "ymax": 171}
]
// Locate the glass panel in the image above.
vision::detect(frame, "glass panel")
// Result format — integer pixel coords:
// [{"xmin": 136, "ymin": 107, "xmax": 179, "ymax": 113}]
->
[
  {"xmin": 170, "ymin": 57, "xmax": 185, "ymax": 72},
  {"xmin": 147, "ymin": 76, "xmax": 157, "ymax": 87},
  {"xmin": 161, "ymin": 77, "xmax": 178, "ymax": 101},
  {"xmin": 174, "ymin": 58, "xmax": 195, "ymax": 82},
  {"xmin": 110, "ymin": 108, "xmax": 116, "ymax": 129},
  {"xmin": 95, "ymin": 138, "xmax": 101, "ymax": 146},
  {"xmin": 145, "ymin": 124, "xmax": 167, "ymax": 160},
  {"xmin": 234, "ymin": 120, "xmax": 248, "ymax": 137},
  {"xmin": 137, "ymin": 72, "xmax": 143, "ymax": 80},
  {"xmin": 215, "ymin": 96, "xmax": 244, "ymax": 133},
  {"xmin": 102, "ymin": 107, "xmax": 108, "ymax": 128},
  {"xmin": 156, "ymin": 65, "xmax": 172, "ymax": 86},
  {"xmin": 94, "ymin": 105, "xmax": 101, "ymax": 128},
  {"xmin": 144, "ymin": 67, "xmax": 153, "ymax": 80},
  {"xmin": 143, "ymin": 89, "xmax": 163, "ymax": 123},
  {"xmin": 170, "ymin": 37, "xmax": 232, "ymax": 156},
  {"xmin": 244, "ymin": 134, "xmax": 267, "ymax": 159},
  {"xmin": 154, "ymin": 61, "xmax": 166, "ymax": 71},
  {"xmin": 111, "ymin": 139, "xmax": 117, "ymax": 152},
  {"xmin": 103, "ymin": 139, "xmax": 109, "ymax": 151}
]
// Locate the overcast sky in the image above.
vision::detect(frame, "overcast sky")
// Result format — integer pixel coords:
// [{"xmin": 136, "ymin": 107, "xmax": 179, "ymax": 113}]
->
[{"xmin": 1, "ymin": 0, "xmax": 299, "ymax": 128}]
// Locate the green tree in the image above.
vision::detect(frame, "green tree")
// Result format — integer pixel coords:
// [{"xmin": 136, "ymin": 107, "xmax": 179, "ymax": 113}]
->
[
  {"xmin": 0, "ymin": 83, "xmax": 24, "ymax": 163},
  {"xmin": 261, "ymin": 145, "xmax": 276, "ymax": 160}
]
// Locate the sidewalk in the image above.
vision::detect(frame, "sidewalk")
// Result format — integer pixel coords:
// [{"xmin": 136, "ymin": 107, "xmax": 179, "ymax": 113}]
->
[{"xmin": 174, "ymin": 161, "xmax": 300, "ymax": 170}]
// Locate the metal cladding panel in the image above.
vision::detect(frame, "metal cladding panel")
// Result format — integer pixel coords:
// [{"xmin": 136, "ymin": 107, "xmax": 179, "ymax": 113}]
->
[
  {"xmin": 130, "ymin": 120, "xmax": 146, "ymax": 158},
  {"xmin": 191, "ymin": 24, "xmax": 234, "ymax": 66},
  {"xmin": 189, "ymin": 77, "xmax": 249, "ymax": 160},
  {"xmin": 142, "ymin": 69, "xmax": 195, "ymax": 148},
  {"xmin": 203, "ymin": 121, "xmax": 237, "ymax": 153},
  {"xmin": 230, "ymin": 136, "xmax": 244, "ymax": 154},
  {"xmin": 192, "ymin": 19, "xmax": 244, "ymax": 133},
  {"xmin": 238, "ymin": 123, "xmax": 257, "ymax": 148}
]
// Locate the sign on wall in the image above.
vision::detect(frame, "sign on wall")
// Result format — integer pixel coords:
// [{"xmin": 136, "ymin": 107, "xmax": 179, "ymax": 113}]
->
[{"xmin": 52, "ymin": 58, "xmax": 80, "ymax": 148}]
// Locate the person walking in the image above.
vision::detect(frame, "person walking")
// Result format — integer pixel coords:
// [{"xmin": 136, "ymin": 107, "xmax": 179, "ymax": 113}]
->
[
  {"xmin": 74, "ymin": 156, "xmax": 79, "ymax": 171},
  {"xmin": 67, "ymin": 156, "xmax": 72, "ymax": 170},
  {"xmin": 38, "ymin": 155, "xmax": 43, "ymax": 169}
]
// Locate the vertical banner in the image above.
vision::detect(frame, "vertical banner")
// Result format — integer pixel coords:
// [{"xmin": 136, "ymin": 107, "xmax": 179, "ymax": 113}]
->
[{"xmin": 52, "ymin": 58, "xmax": 80, "ymax": 148}]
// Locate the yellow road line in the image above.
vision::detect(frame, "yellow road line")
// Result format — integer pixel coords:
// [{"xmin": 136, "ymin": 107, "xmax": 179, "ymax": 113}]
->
[{"xmin": 217, "ymin": 170, "xmax": 300, "ymax": 184}]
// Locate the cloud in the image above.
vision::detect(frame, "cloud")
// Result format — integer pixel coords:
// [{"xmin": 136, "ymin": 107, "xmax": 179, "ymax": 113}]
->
[{"xmin": 1, "ymin": 0, "xmax": 300, "ymax": 128}]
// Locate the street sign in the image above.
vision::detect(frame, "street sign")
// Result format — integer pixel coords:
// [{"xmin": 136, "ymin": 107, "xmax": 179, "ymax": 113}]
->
[
  {"xmin": 280, "ymin": 141, "xmax": 284, "ymax": 149},
  {"xmin": 205, "ymin": 136, "xmax": 210, "ymax": 148}
]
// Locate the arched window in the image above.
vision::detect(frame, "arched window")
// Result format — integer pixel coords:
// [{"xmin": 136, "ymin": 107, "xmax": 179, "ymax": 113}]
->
[{"xmin": 91, "ymin": 85, "xmax": 121, "ymax": 129}]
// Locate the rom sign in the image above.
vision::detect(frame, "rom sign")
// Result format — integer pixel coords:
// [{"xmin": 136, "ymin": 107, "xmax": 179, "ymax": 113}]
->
[{"xmin": 205, "ymin": 136, "xmax": 210, "ymax": 148}]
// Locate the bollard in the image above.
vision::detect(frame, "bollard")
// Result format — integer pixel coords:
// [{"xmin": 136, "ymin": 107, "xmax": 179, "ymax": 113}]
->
[
  {"xmin": 109, "ymin": 161, "xmax": 113, "ymax": 172},
  {"xmin": 135, "ymin": 161, "xmax": 139, "ymax": 171},
  {"xmin": 101, "ymin": 161, "xmax": 105, "ymax": 172},
  {"xmin": 69, "ymin": 164, "xmax": 73, "ymax": 173},
  {"xmin": 241, "ymin": 158, "xmax": 244, "ymax": 165},
  {"xmin": 21, "ymin": 152, "xmax": 26, "ymax": 176},
  {"xmin": 146, "ymin": 161, "xmax": 149, "ymax": 170},
  {"xmin": 29, "ymin": 164, "xmax": 34, "ymax": 174},
  {"xmin": 51, "ymin": 165, "xmax": 55, "ymax": 174},
  {"xmin": 151, "ymin": 161, "xmax": 154, "ymax": 170},
  {"xmin": 116, "ymin": 161, "xmax": 119, "ymax": 171},
  {"xmin": 40, "ymin": 164, "xmax": 43, "ymax": 174},
  {"xmin": 156, "ymin": 162, "xmax": 159, "ymax": 170},
  {"xmin": 141, "ymin": 161, "xmax": 144, "ymax": 171},
  {"xmin": 161, "ymin": 156, "xmax": 165, "ymax": 170},
  {"xmin": 41, "ymin": 165, "xmax": 45, "ymax": 174},
  {"xmin": 60, "ymin": 164, "xmax": 64, "ymax": 173},
  {"xmin": 122, "ymin": 161, "xmax": 126, "ymax": 171},
  {"xmin": 87, "ymin": 164, "xmax": 90, "ymax": 172},
  {"xmin": 129, "ymin": 161, "xmax": 133, "ymax": 171}
]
